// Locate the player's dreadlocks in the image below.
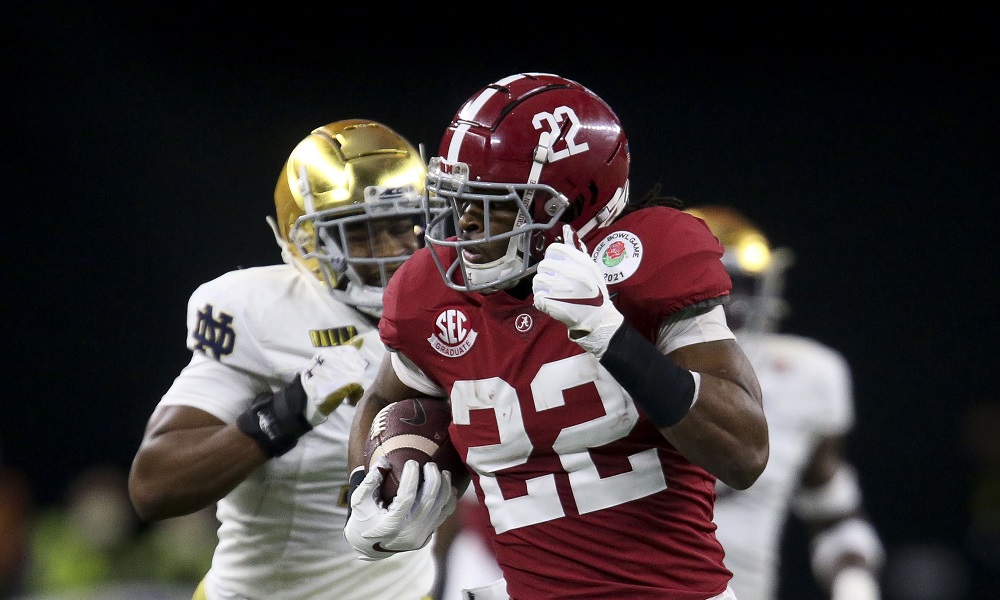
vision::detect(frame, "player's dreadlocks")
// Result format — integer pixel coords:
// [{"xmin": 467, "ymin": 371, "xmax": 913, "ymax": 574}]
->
[{"xmin": 620, "ymin": 183, "xmax": 685, "ymax": 217}]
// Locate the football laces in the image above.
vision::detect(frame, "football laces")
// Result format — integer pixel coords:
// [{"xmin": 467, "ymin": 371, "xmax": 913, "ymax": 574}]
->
[{"xmin": 369, "ymin": 405, "xmax": 391, "ymax": 440}]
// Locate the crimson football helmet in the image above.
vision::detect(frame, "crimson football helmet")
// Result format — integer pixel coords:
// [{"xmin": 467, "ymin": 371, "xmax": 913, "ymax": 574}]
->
[
  {"xmin": 269, "ymin": 119, "xmax": 434, "ymax": 317},
  {"xmin": 423, "ymin": 73, "xmax": 630, "ymax": 292},
  {"xmin": 684, "ymin": 205, "xmax": 795, "ymax": 333}
]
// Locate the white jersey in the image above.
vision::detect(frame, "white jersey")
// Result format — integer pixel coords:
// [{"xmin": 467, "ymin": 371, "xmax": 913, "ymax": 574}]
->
[
  {"xmin": 157, "ymin": 264, "xmax": 435, "ymax": 600},
  {"xmin": 711, "ymin": 332, "xmax": 855, "ymax": 600}
]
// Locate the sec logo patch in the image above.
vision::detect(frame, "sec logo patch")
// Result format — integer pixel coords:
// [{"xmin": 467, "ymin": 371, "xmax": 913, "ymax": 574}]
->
[{"xmin": 428, "ymin": 308, "xmax": 478, "ymax": 357}]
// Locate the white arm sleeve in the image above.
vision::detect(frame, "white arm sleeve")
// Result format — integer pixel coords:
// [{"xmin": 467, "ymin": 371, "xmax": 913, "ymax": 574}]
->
[
  {"xmin": 656, "ymin": 305, "xmax": 735, "ymax": 354},
  {"xmin": 390, "ymin": 351, "xmax": 447, "ymax": 397},
  {"xmin": 811, "ymin": 517, "xmax": 885, "ymax": 584}
]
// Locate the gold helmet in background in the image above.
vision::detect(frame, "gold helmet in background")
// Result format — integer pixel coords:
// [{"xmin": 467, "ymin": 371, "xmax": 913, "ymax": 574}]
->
[
  {"xmin": 270, "ymin": 119, "xmax": 431, "ymax": 317},
  {"xmin": 684, "ymin": 205, "xmax": 794, "ymax": 333}
]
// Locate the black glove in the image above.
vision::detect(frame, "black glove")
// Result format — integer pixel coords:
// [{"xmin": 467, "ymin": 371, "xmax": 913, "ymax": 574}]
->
[
  {"xmin": 237, "ymin": 375, "xmax": 312, "ymax": 457},
  {"xmin": 237, "ymin": 345, "xmax": 367, "ymax": 457}
]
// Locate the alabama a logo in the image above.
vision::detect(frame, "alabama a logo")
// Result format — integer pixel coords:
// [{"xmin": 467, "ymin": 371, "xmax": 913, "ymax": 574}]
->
[
  {"xmin": 428, "ymin": 308, "xmax": 478, "ymax": 357},
  {"xmin": 592, "ymin": 231, "xmax": 643, "ymax": 284}
]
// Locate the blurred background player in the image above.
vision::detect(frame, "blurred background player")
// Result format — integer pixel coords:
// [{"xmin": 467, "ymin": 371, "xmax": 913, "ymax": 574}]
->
[
  {"xmin": 684, "ymin": 204, "xmax": 885, "ymax": 600},
  {"xmin": 128, "ymin": 120, "xmax": 445, "ymax": 600},
  {"xmin": 0, "ymin": 453, "xmax": 31, "ymax": 599}
]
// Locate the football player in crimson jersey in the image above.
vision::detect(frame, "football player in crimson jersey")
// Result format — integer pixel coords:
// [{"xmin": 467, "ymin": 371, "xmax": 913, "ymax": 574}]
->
[
  {"xmin": 344, "ymin": 74, "xmax": 769, "ymax": 600},
  {"xmin": 128, "ymin": 120, "xmax": 448, "ymax": 600}
]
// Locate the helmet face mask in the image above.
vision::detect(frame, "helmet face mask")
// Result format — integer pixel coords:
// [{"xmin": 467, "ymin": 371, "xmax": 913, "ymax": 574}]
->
[
  {"xmin": 423, "ymin": 73, "xmax": 630, "ymax": 293},
  {"xmin": 294, "ymin": 184, "xmax": 426, "ymax": 310},
  {"xmin": 424, "ymin": 157, "xmax": 570, "ymax": 292},
  {"xmin": 272, "ymin": 120, "xmax": 439, "ymax": 317}
]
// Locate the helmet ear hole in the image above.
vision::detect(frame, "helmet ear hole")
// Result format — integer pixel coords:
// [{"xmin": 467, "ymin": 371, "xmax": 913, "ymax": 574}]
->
[{"xmin": 543, "ymin": 197, "xmax": 562, "ymax": 217}]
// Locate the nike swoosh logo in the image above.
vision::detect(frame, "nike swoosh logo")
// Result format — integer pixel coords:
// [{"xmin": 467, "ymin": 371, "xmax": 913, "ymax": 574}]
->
[
  {"xmin": 553, "ymin": 288, "xmax": 604, "ymax": 307},
  {"xmin": 372, "ymin": 542, "xmax": 407, "ymax": 554},
  {"xmin": 401, "ymin": 398, "xmax": 427, "ymax": 426}
]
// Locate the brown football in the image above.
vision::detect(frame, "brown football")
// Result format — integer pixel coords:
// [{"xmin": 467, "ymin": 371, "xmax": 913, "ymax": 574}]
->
[{"xmin": 362, "ymin": 397, "xmax": 469, "ymax": 504}]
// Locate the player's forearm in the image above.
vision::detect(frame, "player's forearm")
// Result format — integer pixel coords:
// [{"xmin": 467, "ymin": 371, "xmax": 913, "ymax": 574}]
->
[
  {"xmin": 660, "ymin": 373, "xmax": 769, "ymax": 489},
  {"xmin": 599, "ymin": 327, "xmax": 768, "ymax": 487},
  {"xmin": 660, "ymin": 339, "xmax": 768, "ymax": 489},
  {"xmin": 129, "ymin": 425, "xmax": 266, "ymax": 520},
  {"xmin": 347, "ymin": 354, "xmax": 419, "ymax": 471},
  {"xmin": 829, "ymin": 564, "xmax": 881, "ymax": 600},
  {"xmin": 813, "ymin": 523, "xmax": 884, "ymax": 600},
  {"xmin": 347, "ymin": 392, "xmax": 392, "ymax": 471}
]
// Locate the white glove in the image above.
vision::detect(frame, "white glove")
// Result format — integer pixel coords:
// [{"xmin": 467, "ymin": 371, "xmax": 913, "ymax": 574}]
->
[
  {"xmin": 345, "ymin": 456, "xmax": 458, "ymax": 561},
  {"xmin": 831, "ymin": 567, "xmax": 880, "ymax": 600},
  {"xmin": 532, "ymin": 225, "xmax": 624, "ymax": 358},
  {"xmin": 301, "ymin": 341, "xmax": 367, "ymax": 426},
  {"xmin": 462, "ymin": 578, "xmax": 510, "ymax": 600}
]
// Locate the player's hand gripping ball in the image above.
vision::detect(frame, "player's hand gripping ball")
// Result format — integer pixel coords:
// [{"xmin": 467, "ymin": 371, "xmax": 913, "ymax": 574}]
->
[{"xmin": 362, "ymin": 397, "xmax": 469, "ymax": 504}]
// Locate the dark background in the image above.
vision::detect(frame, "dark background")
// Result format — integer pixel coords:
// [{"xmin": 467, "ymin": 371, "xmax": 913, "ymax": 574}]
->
[{"xmin": 4, "ymin": 4, "xmax": 998, "ymax": 599}]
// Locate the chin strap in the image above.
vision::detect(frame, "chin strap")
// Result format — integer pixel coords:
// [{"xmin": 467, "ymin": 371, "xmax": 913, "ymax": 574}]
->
[
  {"xmin": 576, "ymin": 180, "xmax": 629, "ymax": 241},
  {"xmin": 462, "ymin": 232, "xmax": 527, "ymax": 293}
]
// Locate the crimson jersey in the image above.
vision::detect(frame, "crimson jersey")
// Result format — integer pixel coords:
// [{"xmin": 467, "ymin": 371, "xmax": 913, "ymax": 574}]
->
[{"xmin": 382, "ymin": 207, "xmax": 732, "ymax": 599}]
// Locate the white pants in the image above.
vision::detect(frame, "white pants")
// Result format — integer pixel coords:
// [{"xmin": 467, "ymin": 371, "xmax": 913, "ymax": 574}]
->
[{"xmin": 712, "ymin": 586, "xmax": 738, "ymax": 600}]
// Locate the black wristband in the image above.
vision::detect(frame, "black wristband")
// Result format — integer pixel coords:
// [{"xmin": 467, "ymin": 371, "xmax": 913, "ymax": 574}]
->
[
  {"xmin": 345, "ymin": 467, "xmax": 367, "ymax": 523},
  {"xmin": 236, "ymin": 375, "xmax": 312, "ymax": 457},
  {"xmin": 599, "ymin": 323, "xmax": 696, "ymax": 428}
]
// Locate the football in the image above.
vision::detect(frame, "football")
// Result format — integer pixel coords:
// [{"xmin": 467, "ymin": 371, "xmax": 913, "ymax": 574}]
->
[{"xmin": 362, "ymin": 397, "xmax": 468, "ymax": 504}]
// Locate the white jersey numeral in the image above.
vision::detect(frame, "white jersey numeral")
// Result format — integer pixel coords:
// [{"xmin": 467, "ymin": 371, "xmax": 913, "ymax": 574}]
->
[
  {"xmin": 532, "ymin": 106, "xmax": 590, "ymax": 162},
  {"xmin": 451, "ymin": 353, "xmax": 667, "ymax": 533}
]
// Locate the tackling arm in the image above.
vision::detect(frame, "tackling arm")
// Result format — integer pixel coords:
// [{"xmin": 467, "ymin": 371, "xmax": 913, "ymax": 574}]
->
[
  {"xmin": 128, "ymin": 404, "xmax": 267, "ymax": 521},
  {"xmin": 130, "ymin": 346, "xmax": 367, "ymax": 521}
]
